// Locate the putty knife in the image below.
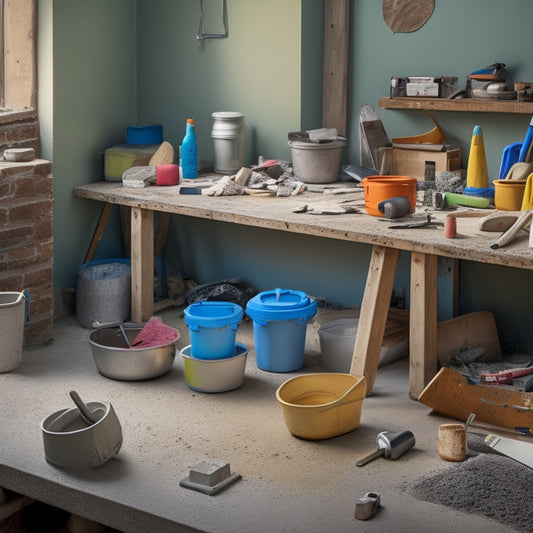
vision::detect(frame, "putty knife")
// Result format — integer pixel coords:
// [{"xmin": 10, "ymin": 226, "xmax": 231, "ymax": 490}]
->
[{"xmin": 356, "ymin": 430, "xmax": 415, "ymax": 467}]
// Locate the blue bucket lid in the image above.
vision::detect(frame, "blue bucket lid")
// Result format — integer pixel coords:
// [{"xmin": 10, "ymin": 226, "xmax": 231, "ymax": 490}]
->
[
  {"xmin": 184, "ymin": 301, "xmax": 244, "ymax": 329},
  {"xmin": 245, "ymin": 288, "xmax": 317, "ymax": 322}
]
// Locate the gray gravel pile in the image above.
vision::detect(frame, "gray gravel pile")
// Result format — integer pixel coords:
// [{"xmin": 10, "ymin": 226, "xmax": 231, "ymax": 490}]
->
[{"xmin": 408, "ymin": 454, "xmax": 532, "ymax": 532}]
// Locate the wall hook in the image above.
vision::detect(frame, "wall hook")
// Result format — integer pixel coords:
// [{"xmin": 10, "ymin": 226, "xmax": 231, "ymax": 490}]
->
[{"xmin": 197, "ymin": 0, "xmax": 228, "ymax": 51}]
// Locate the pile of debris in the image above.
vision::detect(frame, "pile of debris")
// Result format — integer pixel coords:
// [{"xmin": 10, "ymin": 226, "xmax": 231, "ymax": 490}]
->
[{"xmin": 202, "ymin": 160, "xmax": 307, "ymax": 197}]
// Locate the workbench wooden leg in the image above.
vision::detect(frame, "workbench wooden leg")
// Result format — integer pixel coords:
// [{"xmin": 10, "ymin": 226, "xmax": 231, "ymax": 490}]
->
[
  {"xmin": 409, "ymin": 252, "xmax": 438, "ymax": 399},
  {"xmin": 84, "ymin": 202, "xmax": 113, "ymax": 264},
  {"xmin": 350, "ymin": 245, "xmax": 399, "ymax": 396},
  {"xmin": 130, "ymin": 207, "xmax": 154, "ymax": 323}
]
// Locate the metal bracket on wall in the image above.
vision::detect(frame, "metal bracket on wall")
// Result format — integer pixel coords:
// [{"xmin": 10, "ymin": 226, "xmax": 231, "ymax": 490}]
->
[{"xmin": 197, "ymin": 0, "xmax": 228, "ymax": 51}]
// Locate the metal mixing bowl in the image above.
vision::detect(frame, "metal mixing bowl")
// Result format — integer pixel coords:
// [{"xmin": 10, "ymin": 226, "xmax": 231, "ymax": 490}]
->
[{"xmin": 89, "ymin": 325, "xmax": 178, "ymax": 380}]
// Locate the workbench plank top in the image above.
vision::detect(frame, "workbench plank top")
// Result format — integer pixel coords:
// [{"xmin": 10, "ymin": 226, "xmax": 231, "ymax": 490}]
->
[{"xmin": 75, "ymin": 181, "xmax": 533, "ymax": 271}]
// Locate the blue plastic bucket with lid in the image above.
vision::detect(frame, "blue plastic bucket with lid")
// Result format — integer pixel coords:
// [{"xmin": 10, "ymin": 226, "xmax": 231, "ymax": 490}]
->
[
  {"xmin": 245, "ymin": 288, "xmax": 317, "ymax": 372},
  {"xmin": 184, "ymin": 301, "xmax": 244, "ymax": 359}
]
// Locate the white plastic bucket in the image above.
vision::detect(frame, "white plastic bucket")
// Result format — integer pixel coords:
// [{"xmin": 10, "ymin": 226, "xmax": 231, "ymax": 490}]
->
[
  {"xmin": 288, "ymin": 140, "xmax": 345, "ymax": 183},
  {"xmin": 0, "ymin": 291, "xmax": 26, "ymax": 372},
  {"xmin": 211, "ymin": 112, "xmax": 245, "ymax": 174},
  {"xmin": 318, "ymin": 318, "xmax": 358, "ymax": 372}
]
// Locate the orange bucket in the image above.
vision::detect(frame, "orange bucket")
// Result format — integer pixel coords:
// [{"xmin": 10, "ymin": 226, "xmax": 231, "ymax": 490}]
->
[
  {"xmin": 362, "ymin": 175, "xmax": 417, "ymax": 216},
  {"xmin": 493, "ymin": 179, "xmax": 526, "ymax": 211}
]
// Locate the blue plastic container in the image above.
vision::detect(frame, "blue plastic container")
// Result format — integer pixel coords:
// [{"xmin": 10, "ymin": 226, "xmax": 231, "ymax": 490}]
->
[
  {"xmin": 245, "ymin": 288, "xmax": 317, "ymax": 372},
  {"xmin": 184, "ymin": 301, "xmax": 243, "ymax": 359},
  {"xmin": 126, "ymin": 124, "xmax": 163, "ymax": 145}
]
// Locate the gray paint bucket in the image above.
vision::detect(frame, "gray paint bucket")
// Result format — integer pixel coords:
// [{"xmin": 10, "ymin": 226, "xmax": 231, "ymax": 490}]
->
[
  {"xmin": 76, "ymin": 259, "xmax": 131, "ymax": 328},
  {"xmin": 288, "ymin": 140, "xmax": 345, "ymax": 183}
]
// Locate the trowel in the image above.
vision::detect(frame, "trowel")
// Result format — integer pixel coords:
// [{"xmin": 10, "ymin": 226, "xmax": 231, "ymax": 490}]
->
[{"xmin": 356, "ymin": 430, "xmax": 415, "ymax": 467}]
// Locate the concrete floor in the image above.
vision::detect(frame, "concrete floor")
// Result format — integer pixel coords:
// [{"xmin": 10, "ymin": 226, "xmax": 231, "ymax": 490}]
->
[{"xmin": 2, "ymin": 305, "xmax": 522, "ymax": 533}]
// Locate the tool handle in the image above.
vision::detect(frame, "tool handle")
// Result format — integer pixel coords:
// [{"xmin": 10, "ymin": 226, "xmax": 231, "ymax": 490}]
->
[
  {"xmin": 518, "ymin": 126, "xmax": 533, "ymax": 162},
  {"xmin": 490, "ymin": 210, "xmax": 532, "ymax": 249},
  {"xmin": 356, "ymin": 448, "xmax": 385, "ymax": 467}
]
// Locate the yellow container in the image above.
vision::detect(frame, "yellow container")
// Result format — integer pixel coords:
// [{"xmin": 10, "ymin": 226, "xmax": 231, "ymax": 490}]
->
[
  {"xmin": 521, "ymin": 173, "xmax": 533, "ymax": 210},
  {"xmin": 276, "ymin": 373, "xmax": 366, "ymax": 440},
  {"xmin": 493, "ymin": 180, "xmax": 527, "ymax": 211}
]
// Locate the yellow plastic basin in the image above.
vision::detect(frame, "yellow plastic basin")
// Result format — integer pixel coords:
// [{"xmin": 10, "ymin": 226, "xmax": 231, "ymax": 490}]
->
[{"xmin": 276, "ymin": 373, "xmax": 366, "ymax": 440}]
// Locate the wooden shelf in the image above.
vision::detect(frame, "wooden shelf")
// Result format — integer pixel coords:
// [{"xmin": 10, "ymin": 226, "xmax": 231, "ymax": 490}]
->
[{"xmin": 379, "ymin": 97, "xmax": 533, "ymax": 114}]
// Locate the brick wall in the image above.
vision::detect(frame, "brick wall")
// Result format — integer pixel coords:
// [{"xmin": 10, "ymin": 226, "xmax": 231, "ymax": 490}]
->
[{"xmin": 0, "ymin": 113, "xmax": 53, "ymax": 345}]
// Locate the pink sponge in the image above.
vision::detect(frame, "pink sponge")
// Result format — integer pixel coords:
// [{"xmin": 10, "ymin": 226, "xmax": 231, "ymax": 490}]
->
[{"xmin": 156, "ymin": 164, "xmax": 179, "ymax": 186}]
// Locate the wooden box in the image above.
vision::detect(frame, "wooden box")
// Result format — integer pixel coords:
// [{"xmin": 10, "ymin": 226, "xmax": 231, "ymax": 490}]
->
[{"xmin": 391, "ymin": 147, "xmax": 461, "ymax": 181}]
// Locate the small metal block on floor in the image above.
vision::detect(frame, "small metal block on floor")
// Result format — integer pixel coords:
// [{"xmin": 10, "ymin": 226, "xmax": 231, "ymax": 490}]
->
[
  {"xmin": 354, "ymin": 492, "xmax": 380, "ymax": 520},
  {"xmin": 180, "ymin": 459, "xmax": 242, "ymax": 495}
]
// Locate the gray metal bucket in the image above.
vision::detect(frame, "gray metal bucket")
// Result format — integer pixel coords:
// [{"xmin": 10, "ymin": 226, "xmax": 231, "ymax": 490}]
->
[{"xmin": 76, "ymin": 260, "xmax": 131, "ymax": 329}]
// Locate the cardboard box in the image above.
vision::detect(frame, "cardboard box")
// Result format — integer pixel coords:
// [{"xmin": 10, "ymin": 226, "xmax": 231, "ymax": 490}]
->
[{"xmin": 391, "ymin": 147, "xmax": 461, "ymax": 181}]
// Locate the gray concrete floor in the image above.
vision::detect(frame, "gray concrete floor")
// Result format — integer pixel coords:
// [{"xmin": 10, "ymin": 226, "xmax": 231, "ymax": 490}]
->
[{"xmin": 2, "ymin": 305, "xmax": 522, "ymax": 533}]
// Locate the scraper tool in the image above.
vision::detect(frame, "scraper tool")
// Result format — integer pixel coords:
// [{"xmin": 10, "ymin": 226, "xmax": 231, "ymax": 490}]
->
[{"xmin": 356, "ymin": 430, "xmax": 415, "ymax": 467}]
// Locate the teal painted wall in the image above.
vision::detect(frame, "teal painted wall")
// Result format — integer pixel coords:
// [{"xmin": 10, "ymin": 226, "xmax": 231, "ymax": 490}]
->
[
  {"xmin": 43, "ymin": 0, "xmax": 138, "ymax": 303},
  {"xmin": 349, "ymin": 0, "xmax": 533, "ymax": 175},
  {"xmin": 136, "ymin": 0, "xmax": 303, "ymax": 166},
  {"xmin": 42, "ymin": 1, "xmax": 533, "ymax": 352}
]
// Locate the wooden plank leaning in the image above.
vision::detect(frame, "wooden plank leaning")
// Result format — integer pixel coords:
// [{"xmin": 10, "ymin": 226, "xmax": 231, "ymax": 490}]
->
[
  {"xmin": 350, "ymin": 245, "xmax": 399, "ymax": 396},
  {"xmin": 131, "ymin": 207, "xmax": 154, "ymax": 323}
]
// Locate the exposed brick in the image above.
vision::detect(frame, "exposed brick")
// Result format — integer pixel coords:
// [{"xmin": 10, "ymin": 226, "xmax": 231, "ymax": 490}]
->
[
  {"xmin": 5, "ymin": 123, "xmax": 40, "ymax": 143},
  {"xmin": 24, "ymin": 265, "xmax": 53, "ymax": 286},
  {"xmin": 9, "ymin": 199, "xmax": 53, "ymax": 224},
  {"xmin": 0, "ymin": 156, "xmax": 53, "ymax": 345},
  {"xmin": 32, "ymin": 174, "xmax": 53, "ymax": 196},
  {"xmin": 0, "ymin": 273, "xmax": 24, "ymax": 290},
  {"xmin": 0, "ymin": 166, "xmax": 34, "ymax": 179},
  {"xmin": 0, "ymin": 224, "xmax": 33, "ymax": 249},
  {"xmin": 34, "ymin": 220, "xmax": 53, "ymax": 242},
  {"xmin": 36, "ymin": 241, "xmax": 54, "ymax": 263},
  {"xmin": 12, "ymin": 176, "xmax": 37, "ymax": 198},
  {"xmin": 6, "ymin": 245, "xmax": 41, "ymax": 270},
  {"xmin": 27, "ymin": 294, "xmax": 53, "ymax": 318},
  {"xmin": 33, "ymin": 164, "xmax": 52, "ymax": 178},
  {"xmin": 25, "ymin": 318, "xmax": 53, "ymax": 345}
]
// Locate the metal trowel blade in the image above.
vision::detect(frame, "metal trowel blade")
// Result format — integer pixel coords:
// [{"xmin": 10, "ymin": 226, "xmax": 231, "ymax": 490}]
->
[{"xmin": 377, "ymin": 430, "xmax": 416, "ymax": 460}]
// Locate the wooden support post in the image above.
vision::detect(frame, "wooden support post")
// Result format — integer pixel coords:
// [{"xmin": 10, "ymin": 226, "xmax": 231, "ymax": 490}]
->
[
  {"xmin": 155, "ymin": 212, "xmax": 171, "ymax": 257},
  {"xmin": 323, "ymin": 0, "xmax": 350, "ymax": 135},
  {"xmin": 350, "ymin": 245, "xmax": 399, "ymax": 396},
  {"xmin": 409, "ymin": 252, "xmax": 438, "ymax": 399},
  {"xmin": 120, "ymin": 206, "xmax": 131, "ymax": 257},
  {"xmin": 130, "ymin": 207, "xmax": 154, "ymax": 322},
  {"xmin": 84, "ymin": 202, "xmax": 112, "ymax": 264}
]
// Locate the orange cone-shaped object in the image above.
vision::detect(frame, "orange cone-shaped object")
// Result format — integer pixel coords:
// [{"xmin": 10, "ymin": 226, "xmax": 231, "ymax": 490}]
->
[{"xmin": 466, "ymin": 125, "xmax": 489, "ymax": 189}]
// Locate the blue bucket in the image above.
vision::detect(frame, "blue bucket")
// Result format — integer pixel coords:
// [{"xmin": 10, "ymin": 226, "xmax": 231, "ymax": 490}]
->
[
  {"xmin": 184, "ymin": 301, "xmax": 243, "ymax": 359},
  {"xmin": 245, "ymin": 288, "xmax": 317, "ymax": 372}
]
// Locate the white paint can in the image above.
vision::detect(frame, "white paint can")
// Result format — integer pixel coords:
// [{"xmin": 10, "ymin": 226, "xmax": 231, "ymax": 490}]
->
[{"xmin": 211, "ymin": 112, "xmax": 245, "ymax": 174}]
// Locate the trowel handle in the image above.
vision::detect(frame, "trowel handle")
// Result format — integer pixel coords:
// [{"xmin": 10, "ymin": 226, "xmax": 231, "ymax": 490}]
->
[{"xmin": 356, "ymin": 448, "xmax": 385, "ymax": 467}]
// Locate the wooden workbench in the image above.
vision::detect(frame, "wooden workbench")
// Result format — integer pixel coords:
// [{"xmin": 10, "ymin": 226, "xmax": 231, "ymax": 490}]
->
[{"xmin": 74, "ymin": 181, "xmax": 533, "ymax": 398}]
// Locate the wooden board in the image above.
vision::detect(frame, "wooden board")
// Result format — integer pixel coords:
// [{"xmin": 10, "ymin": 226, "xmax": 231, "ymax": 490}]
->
[
  {"xmin": 322, "ymin": 0, "xmax": 349, "ymax": 135},
  {"xmin": 392, "ymin": 147, "xmax": 461, "ymax": 181},
  {"xmin": 418, "ymin": 366, "xmax": 533, "ymax": 431},
  {"xmin": 409, "ymin": 251, "xmax": 438, "ymax": 398},
  {"xmin": 349, "ymin": 245, "xmax": 399, "ymax": 395},
  {"xmin": 436, "ymin": 310, "xmax": 501, "ymax": 366}
]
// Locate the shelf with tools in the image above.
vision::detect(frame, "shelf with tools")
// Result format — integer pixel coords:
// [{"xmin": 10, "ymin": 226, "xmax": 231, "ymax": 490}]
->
[{"xmin": 379, "ymin": 97, "xmax": 533, "ymax": 114}]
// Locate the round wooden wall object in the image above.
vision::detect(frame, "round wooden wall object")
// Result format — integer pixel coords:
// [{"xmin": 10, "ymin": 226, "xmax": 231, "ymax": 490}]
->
[{"xmin": 382, "ymin": 0, "xmax": 435, "ymax": 33}]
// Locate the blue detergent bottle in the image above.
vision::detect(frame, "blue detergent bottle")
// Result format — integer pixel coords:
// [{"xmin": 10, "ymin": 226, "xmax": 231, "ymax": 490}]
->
[{"xmin": 181, "ymin": 118, "xmax": 198, "ymax": 179}]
